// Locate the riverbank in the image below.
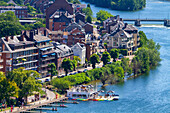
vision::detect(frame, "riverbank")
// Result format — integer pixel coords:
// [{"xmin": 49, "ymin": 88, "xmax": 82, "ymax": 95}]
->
[{"xmin": 81, "ymin": 0, "xmax": 146, "ymax": 11}]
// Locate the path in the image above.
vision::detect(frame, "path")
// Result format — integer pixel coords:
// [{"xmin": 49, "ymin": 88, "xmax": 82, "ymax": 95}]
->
[{"xmin": 0, "ymin": 89, "xmax": 56, "ymax": 113}]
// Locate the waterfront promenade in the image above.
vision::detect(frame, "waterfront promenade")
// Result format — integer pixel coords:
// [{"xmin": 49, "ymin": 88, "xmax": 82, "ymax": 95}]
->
[{"xmin": 0, "ymin": 89, "xmax": 67, "ymax": 113}]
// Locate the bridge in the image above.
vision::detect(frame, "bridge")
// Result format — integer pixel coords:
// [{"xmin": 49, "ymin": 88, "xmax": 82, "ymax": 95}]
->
[{"xmin": 123, "ymin": 18, "xmax": 170, "ymax": 26}]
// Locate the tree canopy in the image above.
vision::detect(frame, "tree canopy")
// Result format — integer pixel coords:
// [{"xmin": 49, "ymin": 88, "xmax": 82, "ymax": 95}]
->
[
  {"xmin": 82, "ymin": 0, "xmax": 146, "ymax": 11},
  {"xmin": 101, "ymin": 51, "xmax": 111, "ymax": 65},
  {"xmin": 62, "ymin": 58, "xmax": 74, "ymax": 76},
  {"xmin": 90, "ymin": 53, "xmax": 100, "ymax": 69},
  {"xmin": 96, "ymin": 10, "xmax": 113, "ymax": 22},
  {"xmin": 6, "ymin": 67, "xmax": 42, "ymax": 103},
  {"xmin": 0, "ymin": 11, "xmax": 24, "ymax": 37},
  {"xmin": 110, "ymin": 49, "xmax": 119, "ymax": 62},
  {"xmin": 48, "ymin": 63, "xmax": 58, "ymax": 80}
]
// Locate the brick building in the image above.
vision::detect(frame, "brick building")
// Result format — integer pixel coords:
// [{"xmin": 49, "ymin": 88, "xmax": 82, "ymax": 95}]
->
[
  {"xmin": 0, "ymin": 6, "xmax": 28, "ymax": 18},
  {"xmin": 46, "ymin": 0, "xmax": 74, "ymax": 29}
]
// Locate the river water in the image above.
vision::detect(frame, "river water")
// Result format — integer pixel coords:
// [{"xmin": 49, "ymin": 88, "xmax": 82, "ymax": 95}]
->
[{"xmin": 41, "ymin": 0, "xmax": 170, "ymax": 113}]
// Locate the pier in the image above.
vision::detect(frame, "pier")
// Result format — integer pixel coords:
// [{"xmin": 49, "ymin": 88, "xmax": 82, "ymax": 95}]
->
[
  {"xmin": 13, "ymin": 97, "xmax": 68, "ymax": 113},
  {"xmin": 123, "ymin": 19, "xmax": 170, "ymax": 26},
  {"xmin": 54, "ymin": 101, "xmax": 79, "ymax": 104}
]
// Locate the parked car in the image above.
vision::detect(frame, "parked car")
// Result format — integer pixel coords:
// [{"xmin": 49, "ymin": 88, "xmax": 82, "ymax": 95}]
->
[
  {"xmin": 78, "ymin": 71, "xmax": 82, "ymax": 73},
  {"xmin": 107, "ymin": 62, "xmax": 112, "ymax": 64},
  {"xmin": 46, "ymin": 74, "xmax": 51, "ymax": 77},
  {"xmin": 73, "ymin": 72, "xmax": 78, "ymax": 75},
  {"xmin": 83, "ymin": 69, "xmax": 88, "ymax": 73},
  {"xmin": 45, "ymin": 79, "xmax": 50, "ymax": 82},
  {"xmin": 118, "ymin": 54, "xmax": 124, "ymax": 59}
]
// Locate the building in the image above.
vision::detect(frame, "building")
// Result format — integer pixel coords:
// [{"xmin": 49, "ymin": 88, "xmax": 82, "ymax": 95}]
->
[
  {"xmin": 0, "ymin": 6, "xmax": 28, "ymax": 18},
  {"xmin": 52, "ymin": 42, "xmax": 73, "ymax": 74},
  {"xmin": 63, "ymin": 22, "xmax": 86, "ymax": 46},
  {"xmin": 46, "ymin": 0, "xmax": 74, "ymax": 29},
  {"xmin": 103, "ymin": 15, "xmax": 124, "ymax": 34},
  {"xmin": 103, "ymin": 23, "xmax": 140, "ymax": 55},
  {"xmin": 0, "ymin": 34, "xmax": 38, "ymax": 73},
  {"xmin": 71, "ymin": 43, "xmax": 86, "ymax": 64}
]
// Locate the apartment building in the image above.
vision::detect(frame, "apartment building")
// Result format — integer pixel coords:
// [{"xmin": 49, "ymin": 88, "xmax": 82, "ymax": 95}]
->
[
  {"xmin": 0, "ymin": 34, "xmax": 38, "ymax": 73},
  {"xmin": 0, "ymin": 6, "xmax": 28, "ymax": 18}
]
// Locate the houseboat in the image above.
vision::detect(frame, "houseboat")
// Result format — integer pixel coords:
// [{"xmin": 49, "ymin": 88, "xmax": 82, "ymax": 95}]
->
[{"xmin": 67, "ymin": 85, "xmax": 119, "ymax": 101}]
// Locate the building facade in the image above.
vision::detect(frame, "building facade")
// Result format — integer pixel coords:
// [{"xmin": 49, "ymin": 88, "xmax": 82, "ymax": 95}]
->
[
  {"xmin": 0, "ymin": 35, "xmax": 38, "ymax": 73},
  {"xmin": 71, "ymin": 43, "xmax": 86, "ymax": 64},
  {"xmin": 0, "ymin": 6, "xmax": 28, "ymax": 18}
]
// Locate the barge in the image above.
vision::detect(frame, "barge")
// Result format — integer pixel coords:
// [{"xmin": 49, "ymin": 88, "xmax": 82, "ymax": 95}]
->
[{"xmin": 67, "ymin": 85, "xmax": 119, "ymax": 101}]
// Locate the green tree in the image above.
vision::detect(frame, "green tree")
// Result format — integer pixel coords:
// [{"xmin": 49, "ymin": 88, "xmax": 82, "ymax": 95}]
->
[
  {"xmin": 34, "ymin": 21, "xmax": 44, "ymax": 29},
  {"xmin": 0, "ymin": 11, "xmax": 24, "ymax": 37},
  {"xmin": 101, "ymin": 51, "xmax": 111, "ymax": 65},
  {"xmin": 6, "ymin": 67, "xmax": 41, "ymax": 103},
  {"xmin": 48, "ymin": 63, "xmax": 58, "ymax": 80},
  {"xmin": 52, "ymin": 78, "xmax": 70, "ymax": 92},
  {"xmin": 121, "ymin": 58, "xmax": 132, "ymax": 75},
  {"xmin": 114, "ymin": 66, "xmax": 124, "ymax": 79},
  {"xmin": 96, "ymin": 10, "xmax": 113, "ymax": 22},
  {"xmin": 100, "ymin": 67, "xmax": 111, "ymax": 85},
  {"xmin": 86, "ymin": 15, "xmax": 92, "ymax": 23},
  {"xmin": 90, "ymin": 53, "xmax": 100, "ymax": 69},
  {"xmin": 72, "ymin": 56, "xmax": 81, "ymax": 71},
  {"xmin": 104, "ymin": 43, "xmax": 107, "ymax": 49},
  {"xmin": 62, "ymin": 58, "xmax": 73, "ymax": 76},
  {"xmin": 0, "ymin": 72, "xmax": 19, "ymax": 103},
  {"xmin": 110, "ymin": 49, "xmax": 119, "ymax": 62}
]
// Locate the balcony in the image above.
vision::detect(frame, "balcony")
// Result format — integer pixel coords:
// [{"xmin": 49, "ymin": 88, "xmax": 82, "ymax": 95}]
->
[
  {"xmin": 42, "ymin": 57, "xmax": 55, "ymax": 61},
  {"xmin": 13, "ymin": 60, "xmax": 38, "ymax": 66},
  {"xmin": 41, "ymin": 50, "xmax": 55, "ymax": 55},
  {"xmin": 0, "ymin": 59, "xmax": 3, "ymax": 62},
  {"xmin": 25, "ymin": 66, "xmax": 38, "ymax": 70},
  {"xmin": 0, "ymin": 65, "xmax": 3, "ymax": 69},
  {"xmin": 13, "ymin": 53, "xmax": 38, "ymax": 59}
]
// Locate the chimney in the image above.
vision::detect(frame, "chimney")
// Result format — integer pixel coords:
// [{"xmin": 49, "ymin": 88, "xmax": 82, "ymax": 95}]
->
[
  {"xmin": 33, "ymin": 30, "xmax": 36, "ymax": 35},
  {"xmin": 125, "ymin": 23, "xmax": 128, "ymax": 28},
  {"xmin": 30, "ymin": 31, "xmax": 34, "ymax": 41},
  {"xmin": 36, "ymin": 29, "xmax": 39, "ymax": 35},
  {"xmin": 2, "ymin": 43, "xmax": 5, "ymax": 51},
  {"xmin": 21, "ymin": 35, "xmax": 24, "ymax": 41},
  {"xmin": 44, "ymin": 29, "xmax": 46, "ymax": 36},
  {"xmin": 11, "ymin": 36, "xmax": 14, "ymax": 40},
  {"xmin": 5, "ymin": 36, "xmax": 9, "ymax": 42}
]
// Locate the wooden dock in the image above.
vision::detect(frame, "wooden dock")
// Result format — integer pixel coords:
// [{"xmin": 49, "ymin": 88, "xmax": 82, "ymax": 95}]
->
[
  {"xmin": 22, "ymin": 111, "xmax": 46, "ymax": 113},
  {"xmin": 13, "ymin": 97, "xmax": 68, "ymax": 113},
  {"xmin": 54, "ymin": 101, "xmax": 79, "ymax": 104},
  {"xmin": 42, "ymin": 104, "xmax": 68, "ymax": 108}
]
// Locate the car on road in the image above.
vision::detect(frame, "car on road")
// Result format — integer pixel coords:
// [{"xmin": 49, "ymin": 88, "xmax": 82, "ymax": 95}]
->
[
  {"xmin": 83, "ymin": 69, "xmax": 88, "ymax": 73},
  {"xmin": 73, "ymin": 72, "xmax": 78, "ymax": 75},
  {"xmin": 118, "ymin": 54, "xmax": 124, "ymax": 59},
  {"xmin": 46, "ymin": 74, "xmax": 51, "ymax": 77},
  {"xmin": 107, "ymin": 62, "xmax": 112, "ymax": 64},
  {"xmin": 78, "ymin": 71, "xmax": 82, "ymax": 73},
  {"xmin": 45, "ymin": 78, "xmax": 50, "ymax": 82}
]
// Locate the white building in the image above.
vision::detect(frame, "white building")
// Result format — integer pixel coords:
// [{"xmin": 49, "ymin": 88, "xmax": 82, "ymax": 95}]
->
[{"xmin": 71, "ymin": 43, "xmax": 86, "ymax": 64}]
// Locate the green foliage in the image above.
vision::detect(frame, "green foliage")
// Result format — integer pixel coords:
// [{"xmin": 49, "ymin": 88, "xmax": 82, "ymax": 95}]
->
[
  {"xmin": 62, "ymin": 58, "xmax": 74, "ymax": 76},
  {"xmin": 104, "ymin": 43, "xmax": 107, "ymax": 49},
  {"xmin": 6, "ymin": 67, "xmax": 41, "ymax": 103},
  {"xmin": 100, "ymin": 67, "xmax": 112, "ymax": 85},
  {"xmin": 132, "ymin": 31, "xmax": 161, "ymax": 75},
  {"xmin": 52, "ymin": 73, "xmax": 91, "ymax": 91},
  {"xmin": 0, "ymin": 11, "xmax": 24, "ymax": 37},
  {"xmin": 110, "ymin": 48, "xmax": 119, "ymax": 61},
  {"xmin": 72, "ymin": 56, "xmax": 81, "ymax": 71},
  {"xmin": 48, "ymin": 63, "xmax": 58, "ymax": 80},
  {"xmin": 90, "ymin": 53, "xmax": 100, "ymax": 69},
  {"xmin": 121, "ymin": 58, "xmax": 132, "ymax": 75},
  {"xmin": 119, "ymin": 49, "xmax": 128, "ymax": 56},
  {"xmin": 82, "ymin": 0, "xmax": 146, "ymax": 11},
  {"xmin": 0, "ymin": 72, "xmax": 19, "ymax": 103},
  {"xmin": 86, "ymin": 15, "xmax": 92, "ymax": 23},
  {"xmin": 101, "ymin": 51, "xmax": 111, "ymax": 65},
  {"xmin": 68, "ymin": 0, "xmax": 81, "ymax": 4},
  {"xmin": 114, "ymin": 66, "xmax": 124, "ymax": 79},
  {"xmin": 82, "ymin": 6, "xmax": 93, "ymax": 16},
  {"xmin": 96, "ymin": 10, "xmax": 113, "ymax": 22}
]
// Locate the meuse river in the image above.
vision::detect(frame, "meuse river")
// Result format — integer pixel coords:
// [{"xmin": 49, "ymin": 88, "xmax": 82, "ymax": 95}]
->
[{"xmin": 41, "ymin": 0, "xmax": 170, "ymax": 112}]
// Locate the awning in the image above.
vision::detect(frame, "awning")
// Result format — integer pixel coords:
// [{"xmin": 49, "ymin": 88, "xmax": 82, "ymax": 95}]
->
[
  {"xmin": 40, "ymin": 48, "xmax": 47, "ymax": 51},
  {"xmin": 51, "ymin": 53, "xmax": 56, "ymax": 56},
  {"xmin": 42, "ymin": 55, "xmax": 48, "ymax": 57}
]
